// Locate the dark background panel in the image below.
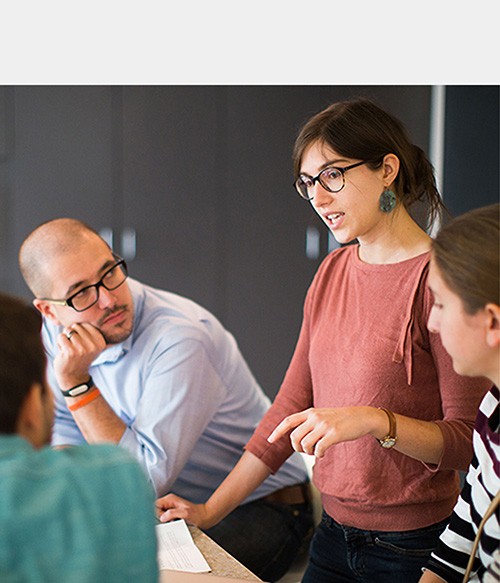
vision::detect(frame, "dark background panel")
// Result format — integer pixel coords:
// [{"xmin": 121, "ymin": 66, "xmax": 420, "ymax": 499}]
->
[
  {"xmin": 0, "ymin": 85, "xmax": 498, "ymax": 398},
  {"xmin": 443, "ymin": 85, "xmax": 499, "ymax": 216},
  {"xmin": 121, "ymin": 86, "xmax": 220, "ymax": 311},
  {"xmin": 3, "ymin": 86, "xmax": 115, "ymax": 298}
]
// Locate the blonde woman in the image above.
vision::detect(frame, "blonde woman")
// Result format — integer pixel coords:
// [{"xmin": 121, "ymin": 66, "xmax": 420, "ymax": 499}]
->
[{"xmin": 421, "ymin": 203, "xmax": 500, "ymax": 582}]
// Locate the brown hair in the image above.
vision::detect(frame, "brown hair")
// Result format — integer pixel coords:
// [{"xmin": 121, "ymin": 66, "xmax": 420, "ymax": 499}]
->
[
  {"xmin": 432, "ymin": 203, "xmax": 500, "ymax": 314},
  {"xmin": 292, "ymin": 98, "xmax": 446, "ymax": 227},
  {"xmin": 0, "ymin": 293, "xmax": 46, "ymax": 433}
]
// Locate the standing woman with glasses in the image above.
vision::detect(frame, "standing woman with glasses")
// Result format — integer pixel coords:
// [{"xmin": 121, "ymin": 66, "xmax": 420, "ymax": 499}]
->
[{"xmin": 156, "ymin": 99, "xmax": 490, "ymax": 582}]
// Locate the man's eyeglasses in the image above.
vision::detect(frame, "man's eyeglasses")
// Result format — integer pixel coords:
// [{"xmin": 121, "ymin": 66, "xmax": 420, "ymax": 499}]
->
[
  {"xmin": 294, "ymin": 160, "xmax": 367, "ymax": 201},
  {"xmin": 40, "ymin": 257, "xmax": 128, "ymax": 312}
]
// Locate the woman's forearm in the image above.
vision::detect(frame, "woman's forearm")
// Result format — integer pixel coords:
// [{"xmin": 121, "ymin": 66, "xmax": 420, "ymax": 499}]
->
[
  {"xmin": 376, "ymin": 410, "xmax": 445, "ymax": 465},
  {"xmin": 269, "ymin": 405, "xmax": 445, "ymax": 465},
  {"xmin": 204, "ymin": 450, "xmax": 273, "ymax": 525},
  {"xmin": 418, "ymin": 568, "xmax": 447, "ymax": 582}
]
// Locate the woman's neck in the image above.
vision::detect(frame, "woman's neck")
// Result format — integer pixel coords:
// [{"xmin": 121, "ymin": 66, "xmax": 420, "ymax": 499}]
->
[
  {"xmin": 487, "ymin": 362, "xmax": 499, "ymax": 389},
  {"xmin": 358, "ymin": 207, "xmax": 432, "ymax": 265}
]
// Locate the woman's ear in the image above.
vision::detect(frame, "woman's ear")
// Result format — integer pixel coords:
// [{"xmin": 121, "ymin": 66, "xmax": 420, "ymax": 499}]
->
[
  {"xmin": 382, "ymin": 153, "xmax": 400, "ymax": 187},
  {"xmin": 485, "ymin": 303, "xmax": 500, "ymax": 349},
  {"xmin": 33, "ymin": 299, "xmax": 62, "ymax": 326}
]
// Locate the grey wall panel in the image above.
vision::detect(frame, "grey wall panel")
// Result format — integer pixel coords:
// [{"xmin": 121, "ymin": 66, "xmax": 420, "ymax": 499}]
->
[
  {"xmin": 443, "ymin": 85, "xmax": 499, "ymax": 217},
  {"xmin": 2, "ymin": 85, "xmax": 496, "ymax": 398}
]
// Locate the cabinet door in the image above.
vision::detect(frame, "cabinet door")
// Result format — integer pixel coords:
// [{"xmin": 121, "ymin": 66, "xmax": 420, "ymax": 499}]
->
[
  {"xmin": 121, "ymin": 86, "xmax": 220, "ymax": 313},
  {"xmin": 4, "ymin": 85, "xmax": 116, "ymax": 297},
  {"xmin": 223, "ymin": 86, "xmax": 333, "ymax": 398}
]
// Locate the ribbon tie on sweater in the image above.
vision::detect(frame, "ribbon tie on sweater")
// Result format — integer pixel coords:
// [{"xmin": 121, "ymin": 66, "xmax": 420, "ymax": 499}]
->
[{"xmin": 392, "ymin": 262, "xmax": 429, "ymax": 386}]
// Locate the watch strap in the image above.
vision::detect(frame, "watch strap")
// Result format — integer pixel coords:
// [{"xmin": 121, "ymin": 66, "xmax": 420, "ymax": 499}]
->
[
  {"xmin": 378, "ymin": 407, "xmax": 398, "ymax": 448},
  {"xmin": 61, "ymin": 377, "xmax": 94, "ymax": 398}
]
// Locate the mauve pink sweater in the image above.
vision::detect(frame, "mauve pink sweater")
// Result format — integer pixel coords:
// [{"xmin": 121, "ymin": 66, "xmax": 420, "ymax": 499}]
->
[{"xmin": 246, "ymin": 245, "xmax": 490, "ymax": 531}]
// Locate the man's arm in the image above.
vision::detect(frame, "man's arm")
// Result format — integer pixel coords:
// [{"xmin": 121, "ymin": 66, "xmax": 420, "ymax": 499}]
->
[
  {"xmin": 64, "ymin": 389, "xmax": 126, "ymax": 442},
  {"xmin": 117, "ymin": 335, "xmax": 230, "ymax": 495},
  {"xmin": 53, "ymin": 322, "xmax": 126, "ymax": 443},
  {"xmin": 51, "ymin": 318, "xmax": 232, "ymax": 495}
]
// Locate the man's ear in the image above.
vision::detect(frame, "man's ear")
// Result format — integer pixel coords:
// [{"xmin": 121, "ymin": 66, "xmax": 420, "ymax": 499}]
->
[
  {"xmin": 485, "ymin": 303, "xmax": 500, "ymax": 349},
  {"xmin": 16, "ymin": 383, "xmax": 46, "ymax": 448},
  {"xmin": 33, "ymin": 299, "xmax": 62, "ymax": 326}
]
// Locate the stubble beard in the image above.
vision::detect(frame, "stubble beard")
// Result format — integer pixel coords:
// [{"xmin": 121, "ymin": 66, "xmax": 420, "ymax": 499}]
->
[{"xmin": 98, "ymin": 304, "xmax": 134, "ymax": 345}]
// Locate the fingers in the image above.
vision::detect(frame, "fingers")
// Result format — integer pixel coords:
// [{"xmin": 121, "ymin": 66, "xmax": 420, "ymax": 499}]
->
[
  {"xmin": 63, "ymin": 323, "xmax": 104, "ymax": 345},
  {"xmin": 155, "ymin": 494, "xmax": 194, "ymax": 524},
  {"xmin": 61, "ymin": 325, "xmax": 85, "ymax": 348},
  {"xmin": 159, "ymin": 508, "xmax": 187, "ymax": 523},
  {"xmin": 309, "ymin": 435, "xmax": 333, "ymax": 458},
  {"xmin": 267, "ymin": 408, "xmax": 340, "ymax": 457},
  {"xmin": 267, "ymin": 410, "xmax": 310, "ymax": 443},
  {"xmin": 55, "ymin": 324, "xmax": 107, "ymax": 387},
  {"xmin": 58, "ymin": 324, "xmax": 106, "ymax": 359},
  {"xmin": 290, "ymin": 424, "xmax": 321, "ymax": 455},
  {"xmin": 155, "ymin": 493, "xmax": 178, "ymax": 515}
]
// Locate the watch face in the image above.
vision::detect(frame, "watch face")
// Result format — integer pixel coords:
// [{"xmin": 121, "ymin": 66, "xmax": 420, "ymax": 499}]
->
[
  {"xmin": 68, "ymin": 384, "xmax": 90, "ymax": 397},
  {"xmin": 381, "ymin": 438, "xmax": 397, "ymax": 449}
]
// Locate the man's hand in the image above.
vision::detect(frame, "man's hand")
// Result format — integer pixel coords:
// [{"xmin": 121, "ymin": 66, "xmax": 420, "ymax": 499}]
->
[
  {"xmin": 155, "ymin": 494, "xmax": 213, "ymax": 529},
  {"xmin": 54, "ymin": 322, "xmax": 126, "ymax": 443},
  {"xmin": 54, "ymin": 322, "xmax": 106, "ymax": 390}
]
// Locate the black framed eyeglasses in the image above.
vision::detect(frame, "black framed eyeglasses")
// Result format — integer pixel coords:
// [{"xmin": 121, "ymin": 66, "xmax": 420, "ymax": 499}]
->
[
  {"xmin": 40, "ymin": 257, "xmax": 128, "ymax": 312},
  {"xmin": 294, "ymin": 160, "xmax": 367, "ymax": 201}
]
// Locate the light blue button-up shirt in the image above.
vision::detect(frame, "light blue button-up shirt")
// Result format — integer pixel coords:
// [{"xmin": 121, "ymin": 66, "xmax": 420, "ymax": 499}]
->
[
  {"xmin": 44, "ymin": 278, "xmax": 308, "ymax": 500},
  {"xmin": 0, "ymin": 435, "xmax": 158, "ymax": 582}
]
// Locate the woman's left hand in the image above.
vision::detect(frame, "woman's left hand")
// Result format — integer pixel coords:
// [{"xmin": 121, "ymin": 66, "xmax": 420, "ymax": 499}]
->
[{"xmin": 267, "ymin": 406, "xmax": 379, "ymax": 457}]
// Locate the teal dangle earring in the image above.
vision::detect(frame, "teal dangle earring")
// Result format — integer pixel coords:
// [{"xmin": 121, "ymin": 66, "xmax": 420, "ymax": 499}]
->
[{"xmin": 379, "ymin": 189, "xmax": 396, "ymax": 213}]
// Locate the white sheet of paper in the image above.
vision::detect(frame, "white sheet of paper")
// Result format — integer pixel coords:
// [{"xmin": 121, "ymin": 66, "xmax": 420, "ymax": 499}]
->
[{"xmin": 156, "ymin": 520, "xmax": 211, "ymax": 573}]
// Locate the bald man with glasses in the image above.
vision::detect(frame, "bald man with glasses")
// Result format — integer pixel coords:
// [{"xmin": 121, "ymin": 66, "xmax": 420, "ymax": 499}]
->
[{"xmin": 18, "ymin": 218, "xmax": 313, "ymax": 582}]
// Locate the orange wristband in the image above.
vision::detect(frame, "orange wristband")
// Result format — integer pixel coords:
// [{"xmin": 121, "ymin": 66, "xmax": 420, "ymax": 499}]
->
[{"xmin": 68, "ymin": 388, "xmax": 101, "ymax": 412}]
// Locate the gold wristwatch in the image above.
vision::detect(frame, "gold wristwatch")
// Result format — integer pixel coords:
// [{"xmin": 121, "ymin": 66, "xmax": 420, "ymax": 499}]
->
[{"xmin": 378, "ymin": 408, "xmax": 398, "ymax": 449}]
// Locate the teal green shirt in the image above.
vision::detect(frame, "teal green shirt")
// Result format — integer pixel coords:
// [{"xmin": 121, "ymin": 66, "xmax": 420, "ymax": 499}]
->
[{"xmin": 0, "ymin": 435, "xmax": 158, "ymax": 582}]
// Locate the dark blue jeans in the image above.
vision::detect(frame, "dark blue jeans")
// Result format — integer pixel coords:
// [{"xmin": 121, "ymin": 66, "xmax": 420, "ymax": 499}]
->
[
  {"xmin": 302, "ymin": 511, "xmax": 449, "ymax": 583},
  {"xmin": 204, "ymin": 497, "xmax": 314, "ymax": 582}
]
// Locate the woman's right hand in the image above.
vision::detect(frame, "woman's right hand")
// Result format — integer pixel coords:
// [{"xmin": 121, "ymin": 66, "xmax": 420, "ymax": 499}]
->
[
  {"xmin": 155, "ymin": 452, "xmax": 273, "ymax": 531},
  {"xmin": 155, "ymin": 493, "xmax": 212, "ymax": 528}
]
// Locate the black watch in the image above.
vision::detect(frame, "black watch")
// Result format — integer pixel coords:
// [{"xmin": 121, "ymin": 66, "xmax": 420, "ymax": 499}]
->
[{"xmin": 61, "ymin": 377, "xmax": 94, "ymax": 398}]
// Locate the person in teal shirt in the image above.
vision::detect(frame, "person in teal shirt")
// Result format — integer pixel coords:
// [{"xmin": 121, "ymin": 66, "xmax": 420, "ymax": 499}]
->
[{"xmin": 0, "ymin": 292, "xmax": 158, "ymax": 582}]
